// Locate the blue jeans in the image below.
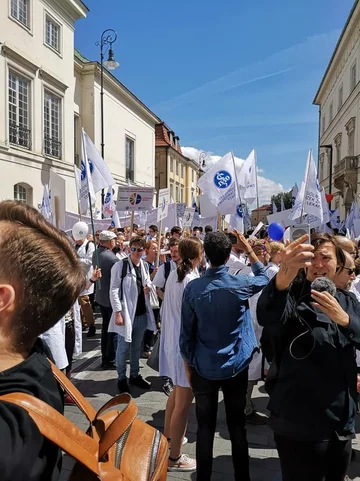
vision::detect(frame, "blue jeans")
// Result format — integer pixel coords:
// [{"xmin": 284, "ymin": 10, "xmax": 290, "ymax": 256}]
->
[{"xmin": 116, "ymin": 313, "xmax": 148, "ymax": 381}]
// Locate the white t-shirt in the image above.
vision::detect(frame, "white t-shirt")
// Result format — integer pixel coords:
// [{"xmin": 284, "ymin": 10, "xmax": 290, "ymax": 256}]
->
[{"xmin": 153, "ymin": 260, "xmax": 177, "ymax": 289}]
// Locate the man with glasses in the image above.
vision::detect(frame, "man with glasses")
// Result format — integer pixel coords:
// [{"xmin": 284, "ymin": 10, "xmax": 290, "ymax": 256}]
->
[
  {"xmin": 334, "ymin": 251, "xmax": 357, "ymax": 291},
  {"xmin": 109, "ymin": 236, "xmax": 155, "ymax": 393}
]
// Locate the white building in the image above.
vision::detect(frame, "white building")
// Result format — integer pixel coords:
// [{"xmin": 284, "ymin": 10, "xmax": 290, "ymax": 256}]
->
[
  {"xmin": 314, "ymin": 0, "xmax": 360, "ymax": 218},
  {"xmin": 74, "ymin": 50, "xmax": 159, "ymax": 192},
  {"xmin": 0, "ymin": 0, "xmax": 88, "ymax": 210}
]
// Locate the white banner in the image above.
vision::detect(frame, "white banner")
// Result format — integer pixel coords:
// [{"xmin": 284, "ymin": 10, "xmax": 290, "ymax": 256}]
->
[
  {"xmin": 183, "ymin": 207, "xmax": 195, "ymax": 228},
  {"xmin": 157, "ymin": 188, "xmax": 170, "ymax": 222},
  {"xmin": 116, "ymin": 186, "xmax": 154, "ymax": 212},
  {"xmin": 199, "ymin": 194, "xmax": 218, "ymax": 218}
]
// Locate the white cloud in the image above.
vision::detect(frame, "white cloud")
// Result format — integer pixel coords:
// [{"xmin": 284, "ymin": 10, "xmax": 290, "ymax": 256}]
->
[{"xmin": 182, "ymin": 146, "xmax": 284, "ymax": 206}]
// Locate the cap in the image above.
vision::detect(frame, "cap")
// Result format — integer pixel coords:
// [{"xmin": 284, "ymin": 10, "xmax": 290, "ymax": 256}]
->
[{"xmin": 99, "ymin": 230, "xmax": 117, "ymax": 241}]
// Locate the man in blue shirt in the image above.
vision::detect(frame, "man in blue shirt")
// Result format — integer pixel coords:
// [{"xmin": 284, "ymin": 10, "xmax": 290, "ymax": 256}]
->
[{"xmin": 180, "ymin": 231, "xmax": 268, "ymax": 481}]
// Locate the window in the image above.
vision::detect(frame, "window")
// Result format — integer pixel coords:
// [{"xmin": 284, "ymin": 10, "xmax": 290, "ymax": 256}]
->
[
  {"xmin": 346, "ymin": 117, "xmax": 356, "ymax": 157},
  {"xmin": 170, "ymin": 181, "xmax": 174, "ymax": 201},
  {"xmin": 322, "ymin": 115, "xmax": 326, "ymax": 135},
  {"xmin": 175, "ymin": 184, "xmax": 179, "ymax": 202},
  {"xmin": 319, "ymin": 154, "xmax": 325, "ymax": 181},
  {"xmin": 45, "ymin": 15, "xmax": 60, "ymax": 52},
  {"xmin": 334, "ymin": 134, "xmax": 342, "ymax": 164},
  {"xmin": 44, "ymin": 91, "xmax": 61, "ymax": 158},
  {"xmin": 191, "ymin": 169, "xmax": 194, "ymax": 182},
  {"xmin": 181, "ymin": 163, "xmax": 184, "ymax": 178},
  {"xmin": 180, "ymin": 186, "xmax": 184, "ymax": 203},
  {"xmin": 8, "ymin": 71, "xmax": 31, "ymax": 149},
  {"xmin": 11, "ymin": 0, "xmax": 29, "ymax": 28},
  {"xmin": 329, "ymin": 102, "xmax": 333, "ymax": 124},
  {"xmin": 338, "ymin": 84, "xmax": 343, "ymax": 112},
  {"xmin": 169, "ymin": 132, "xmax": 173, "ymax": 145},
  {"xmin": 125, "ymin": 137, "xmax": 135, "ymax": 181},
  {"xmin": 351, "ymin": 61, "xmax": 357, "ymax": 91},
  {"xmin": 176, "ymin": 160, "xmax": 179, "ymax": 176},
  {"xmin": 170, "ymin": 156, "xmax": 174, "ymax": 173},
  {"xmin": 14, "ymin": 183, "xmax": 32, "ymax": 205}
]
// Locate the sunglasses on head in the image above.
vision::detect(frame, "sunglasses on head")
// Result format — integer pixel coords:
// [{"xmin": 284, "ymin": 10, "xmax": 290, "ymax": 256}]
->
[{"xmin": 130, "ymin": 247, "xmax": 144, "ymax": 253}]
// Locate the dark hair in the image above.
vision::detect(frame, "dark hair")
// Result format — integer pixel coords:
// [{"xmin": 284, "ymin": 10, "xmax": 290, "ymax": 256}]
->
[
  {"xmin": 0, "ymin": 201, "xmax": 85, "ymax": 350},
  {"xmin": 204, "ymin": 232, "xmax": 232, "ymax": 267},
  {"xmin": 149, "ymin": 224, "xmax": 158, "ymax": 233},
  {"xmin": 132, "ymin": 223, "xmax": 138, "ymax": 230},
  {"xmin": 168, "ymin": 237, "xmax": 180, "ymax": 249},
  {"xmin": 117, "ymin": 228, "xmax": 125, "ymax": 233},
  {"xmin": 204, "ymin": 225, "xmax": 213, "ymax": 233},
  {"xmin": 198, "ymin": 226, "xmax": 203, "ymax": 233},
  {"xmin": 177, "ymin": 237, "xmax": 203, "ymax": 282},
  {"xmin": 130, "ymin": 236, "xmax": 146, "ymax": 248},
  {"xmin": 312, "ymin": 233, "xmax": 345, "ymax": 266},
  {"xmin": 171, "ymin": 226, "xmax": 182, "ymax": 236}
]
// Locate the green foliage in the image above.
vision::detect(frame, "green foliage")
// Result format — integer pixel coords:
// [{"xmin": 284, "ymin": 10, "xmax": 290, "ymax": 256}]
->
[{"xmin": 271, "ymin": 191, "xmax": 292, "ymax": 212}]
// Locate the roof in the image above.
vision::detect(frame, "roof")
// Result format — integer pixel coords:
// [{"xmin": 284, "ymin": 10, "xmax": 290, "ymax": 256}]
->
[
  {"xmin": 313, "ymin": 0, "xmax": 359, "ymax": 104},
  {"xmin": 74, "ymin": 50, "xmax": 161, "ymax": 125},
  {"xmin": 252, "ymin": 204, "xmax": 271, "ymax": 212},
  {"xmin": 155, "ymin": 123, "xmax": 182, "ymax": 154}
]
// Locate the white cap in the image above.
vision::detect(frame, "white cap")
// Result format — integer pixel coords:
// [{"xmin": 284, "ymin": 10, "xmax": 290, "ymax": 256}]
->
[{"xmin": 99, "ymin": 230, "xmax": 117, "ymax": 241}]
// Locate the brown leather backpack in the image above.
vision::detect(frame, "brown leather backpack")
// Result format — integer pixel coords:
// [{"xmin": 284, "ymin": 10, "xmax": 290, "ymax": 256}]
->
[{"xmin": 0, "ymin": 361, "xmax": 168, "ymax": 481}]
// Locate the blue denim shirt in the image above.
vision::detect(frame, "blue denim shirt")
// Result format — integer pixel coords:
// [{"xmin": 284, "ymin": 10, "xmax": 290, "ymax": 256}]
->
[{"xmin": 180, "ymin": 262, "xmax": 268, "ymax": 380}]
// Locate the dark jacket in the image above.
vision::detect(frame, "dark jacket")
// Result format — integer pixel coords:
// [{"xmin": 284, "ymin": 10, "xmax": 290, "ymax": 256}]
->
[
  {"xmin": 93, "ymin": 245, "xmax": 119, "ymax": 307},
  {"xmin": 0, "ymin": 340, "xmax": 64, "ymax": 481},
  {"xmin": 257, "ymin": 277, "xmax": 360, "ymax": 441}
]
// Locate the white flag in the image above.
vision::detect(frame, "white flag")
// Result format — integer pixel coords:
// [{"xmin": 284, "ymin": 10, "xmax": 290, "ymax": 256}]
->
[
  {"xmin": 80, "ymin": 130, "xmax": 96, "ymax": 215},
  {"xmin": 280, "ymin": 195, "xmax": 285, "ymax": 212},
  {"xmin": 320, "ymin": 188, "xmax": 330, "ymax": 224},
  {"xmin": 292, "ymin": 183, "xmax": 299, "ymax": 207},
  {"xmin": 111, "ymin": 210, "xmax": 121, "ymax": 228},
  {"xmin": 290, "ymin": 151, "xmax": 323, "ymax": 223},
  {"xmin": 82, "ymin": 129, "xmax": 115, "ymax": 193},
  {"xmin": 227, "ymin": 204, "xmax": 244, "ymax": 233},
  {"xmin": 197, "ymin": 152, "xmax": 237, "ymax": 215},
  {"xmin": 239, "ymin": 149, "xmax": 257, "ymax": 205},
  {"xmin": 41, "ymin": 184, "xmax": 52, "ymax": 222},
  {"xmin": 330, "ymin": 208, "xmax": 341, "ymax": 230},
  {"xmin": 103, "ymin": 187, "xmax": 116, "ymax": 218},
  {"xmin": 272, "ymin": 201, "xmax": 278, "ymax": 213}
]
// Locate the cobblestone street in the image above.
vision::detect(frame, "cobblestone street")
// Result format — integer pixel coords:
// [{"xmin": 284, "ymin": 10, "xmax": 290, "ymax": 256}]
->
[{"xmin": 60, "ymin": 316, "xmax": 360, "ymax": 481}]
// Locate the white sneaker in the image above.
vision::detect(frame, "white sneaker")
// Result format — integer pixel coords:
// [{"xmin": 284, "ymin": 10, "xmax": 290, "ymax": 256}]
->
[{"xmin": 168, "ymin": 454, "xmax": 196, "ymax": 472}]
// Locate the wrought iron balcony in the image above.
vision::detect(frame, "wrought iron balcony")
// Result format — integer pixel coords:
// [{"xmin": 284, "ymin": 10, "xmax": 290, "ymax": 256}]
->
[
  {"xmin": 333, "ymin": 155, "xmax": 359, "ymax": 193},
  {"xmin": 44, "ymin": 135, "xmax": 62, "ymax": 159},
  {"xmin": 9, "ymin": 123, "xmax": 31, "ymax": 149}
]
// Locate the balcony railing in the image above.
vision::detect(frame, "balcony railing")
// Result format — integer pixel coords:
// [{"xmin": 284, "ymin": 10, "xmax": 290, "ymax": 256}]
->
[
  {"xmin": 44, "ymin": 135, "xmax": 62, "ymax": 159},
  {"xmin": 9, "ymin": 123, "xmax": 31, "ymax": 149},
  {"xmin": 334, "ymin": 156, "xmax": 359, "ymax": 175}
]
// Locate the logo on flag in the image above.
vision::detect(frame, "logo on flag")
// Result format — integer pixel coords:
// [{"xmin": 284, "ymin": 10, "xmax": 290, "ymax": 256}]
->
[
  {"xmin": 236, "ymin": 205, "xmax": 243, "ymax": 218},
  {"xmin": 81, "ymin": 158, "xmax": 94, "ymax": 181},
  {"xmin": 105, "ymin": 192, "xmax": 111, "ymax": 204},
  {"xmin": 214, "ymin": 170, "xmax": 232, "ymax": 189}
]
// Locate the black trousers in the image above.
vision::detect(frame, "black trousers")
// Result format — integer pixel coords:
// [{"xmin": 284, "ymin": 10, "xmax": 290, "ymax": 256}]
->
[
  {"xmin": 64, "ymin": 321, "xmax": 75, "ymax": 377},
  {"xmin": 99, "ymin": 305, "xmax": 117, "ymax": 364},
  {"xmin": 275, "ymin": 433, "xmax": 352, "ymax": 481},
  {"xmin": 191, "ymin": 368, "xmax": 250, "ymax": 481}
]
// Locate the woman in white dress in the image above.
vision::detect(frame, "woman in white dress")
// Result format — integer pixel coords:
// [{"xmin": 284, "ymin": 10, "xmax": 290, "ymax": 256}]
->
[{"xmin": 159, "ymin": 237, "xmax": 203, "ymax": 473}]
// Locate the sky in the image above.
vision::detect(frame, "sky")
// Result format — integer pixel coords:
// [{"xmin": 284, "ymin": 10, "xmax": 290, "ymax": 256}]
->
[{"xmin": 75, "ymin": 0, "xmax": 355, "ymax": 203}]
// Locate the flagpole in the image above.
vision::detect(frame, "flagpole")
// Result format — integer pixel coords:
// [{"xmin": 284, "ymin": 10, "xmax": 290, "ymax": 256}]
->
[
  {"xmin": 156, "ymin": 219, "xmax": 163, "ymax": 266},
  {"xmin": 73, "ymin": 165, "xmax": 82, "ymax": 221},
  {"xmin": 129, "ymin": 211, "xmax": 135, "ymax": 238},
  {"xmin": 254, "ymin": 149, "xmax": 260, "ymax": 210},
  {"xmin": 300, "ymin": 149, "xmax": 312, "ymax": 224},
  {"xmin": 231, "ymin": 151, "xmax": 244, "ymax": 233}
]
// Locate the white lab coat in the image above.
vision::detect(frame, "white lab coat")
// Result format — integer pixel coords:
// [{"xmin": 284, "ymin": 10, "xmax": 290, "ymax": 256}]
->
[
  {"xmin": 73, "ymin": 299, "xmax": 82, "ymax": 357},
  {"xmin": 77, "ymin": 240, "xmax": 95, "ymax": 296},
  {"xmin": 109, "ymin": 257, "xmax": 155, "ymax": 342},
  {"xmin": 40, "ymin": 318, "xmax": 68, "ymax": 370}
]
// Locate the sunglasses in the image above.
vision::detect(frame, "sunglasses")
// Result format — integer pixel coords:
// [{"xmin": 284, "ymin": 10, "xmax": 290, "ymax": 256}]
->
[
  {"xmin": 339, "ymin": 266, "xmax": 356, "ymax": 275},
  {"xmin": 130, "ymin": 247, "xmax": 144, "ymax": 253}
]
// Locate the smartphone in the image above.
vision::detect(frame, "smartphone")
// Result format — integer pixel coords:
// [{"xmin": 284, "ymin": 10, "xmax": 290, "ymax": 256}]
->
[
  {"xmin": 226, "ymin": 233, "xmax": 238, "ymax": 245},
  {"xmin": 290, "ymin": 224, "xmax": 311, "ymax": 243}
]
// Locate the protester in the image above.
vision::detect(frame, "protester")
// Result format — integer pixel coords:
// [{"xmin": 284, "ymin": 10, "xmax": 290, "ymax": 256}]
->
[
  {"xmin": 204, "ymin": 225, "xmax": 213, "ymax": 235},
  {"xmin": 257, "ymin": 233, "xmax": 360, "ymax": 481},
  {"xmin": 180, "ymin": 231, "xmax": 268, "ymax": 481},
  {"xmin": 171, "ymin": 226, "xmax": 182, "ymax": 239},
  {"xmin": 113, "ymin": 233, "xmax": 127, "ymax": 259},
  {"xmin": 0, "ymin": 201, "xmax": 85, "ymax": 481},
  {"xmin": 143, "ymin": 240, "xmax": 160, "ymax": 358},
  {"xmin": 335, "ymin": 235, "xmax": 357, "ymax": 258},
  {"xmin": 148, "ymin": 224, "xmax": 159, "ymax": 240},
  {"xmin": 226, "ymin": 233, "xmax": 251, "ymax": 275},
  {"xmin": 109, "ymin": 236, "xmax": 155, "ymax": 393},
  {"xmin": 74, "ymin": 232, "xmax": 96, "ymax": 337},
  {"xmin": 93, "ymin": 230, "xmax": 119, "ymax": 369},
  {"xmin": 160, "ymin": 237, "xmax": 203, "ymax": 472}
]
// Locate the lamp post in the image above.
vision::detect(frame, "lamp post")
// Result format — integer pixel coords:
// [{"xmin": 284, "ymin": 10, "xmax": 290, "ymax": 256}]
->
[
  {"xmin": 96, "ymin": 29, "xmax": 119, "ymax": 208},
  {"xmin": 320, "ymin": 144, "xmax": 333, "ymax": 207}
]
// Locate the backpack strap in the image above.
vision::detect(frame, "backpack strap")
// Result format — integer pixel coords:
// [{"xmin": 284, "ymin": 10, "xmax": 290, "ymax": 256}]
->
[
  {"xmin": 120, "ymin": 258, "xmax": 129, "ymax": 302},
  {"xmin": 164, "ymin": 260, "xmax": 171, "ymax": 288},
  {"xmin": 0, "ymin": 393, "xmax": 101, "ymax": 476}
]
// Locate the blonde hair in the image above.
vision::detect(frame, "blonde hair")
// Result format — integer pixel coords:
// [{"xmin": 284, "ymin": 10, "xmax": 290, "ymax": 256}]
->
[{"xmin": 269, "ymin": 241, "xmax": 285, "ymax": 259}]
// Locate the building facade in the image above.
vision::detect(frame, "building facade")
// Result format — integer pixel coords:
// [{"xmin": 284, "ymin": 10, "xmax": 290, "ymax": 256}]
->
[
  {"xmin": 0, "ymin": 0, "xmax": 88, "ymax": 211},
  {"xmin": 251, "ymin": 204, "xmax": 271, "ymax": 226},
  {"xmin": 74, "ymin": 50, "xmax": 159, "ymax": 194},
  {"xmin": 155, "ymin": 123, "xmax": 199, "ymax": 206},
  {"xmin": 314, "ymin": 0, "xmax": 360, "ymax": 218}
]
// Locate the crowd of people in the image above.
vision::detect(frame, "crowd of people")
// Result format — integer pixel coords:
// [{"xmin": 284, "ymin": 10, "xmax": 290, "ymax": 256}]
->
[{"xmin": 1, "ymin": 200, "xmax": 360, "ymax": 481}]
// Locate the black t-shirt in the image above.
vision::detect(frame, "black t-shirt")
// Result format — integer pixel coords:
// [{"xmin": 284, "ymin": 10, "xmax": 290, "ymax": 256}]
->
[
  {"xmin": 0, "ymin": 339, "xmax": 63, "ymax": 481},
  {"xmin": 134, "ymin": 264, "xmax": 147, "ymax": 316}
]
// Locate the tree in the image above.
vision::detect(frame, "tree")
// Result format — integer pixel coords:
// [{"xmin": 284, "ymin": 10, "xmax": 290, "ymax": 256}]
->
[{"xmin": 271, "ymin": 191, "xmax": 292, "ymax": 212}]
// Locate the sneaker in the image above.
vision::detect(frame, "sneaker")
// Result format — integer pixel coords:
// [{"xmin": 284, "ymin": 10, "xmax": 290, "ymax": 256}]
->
[
  {"xmin": 246, "ymin": 411, "xmax": 268, "ymax": 425},
  {"xmin": 87, "ymin": 325, "xmax": 96, "ymax": 338},
  {"xmin": 129, "ymin": 375, "xmax": 151, "ymax": 390},
  {"xmin": 117, "ymin": 379, "xmax": 130, "ymax": 393},
  {"xmin": 143, "ymin": 351, "xmax": 151, "ymax": 359},
  {"xmin": 168, "ymin": 454, "xmax": 196, "ymax": 472},
  {"xmin": 162, "ymin": 379, "xmax": 174, "ymax": 397},
  {"xmin": 64, "ymin": 394, "xmax": 76, "ymax": 405}
]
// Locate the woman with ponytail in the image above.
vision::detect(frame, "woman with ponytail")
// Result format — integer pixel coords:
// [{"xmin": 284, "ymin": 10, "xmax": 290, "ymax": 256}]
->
[{"xmin": 159, "ymin": 237, "xmax": 203, "ymax": 473}]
